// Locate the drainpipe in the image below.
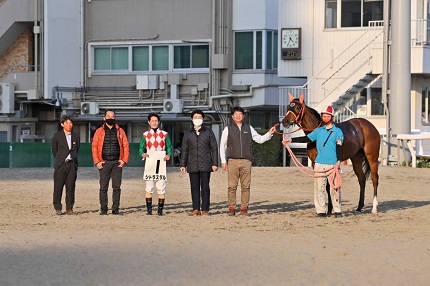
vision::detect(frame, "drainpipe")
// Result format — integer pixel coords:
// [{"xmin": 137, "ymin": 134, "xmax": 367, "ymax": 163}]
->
[
  {"xmin": 382, "ymin": 0, "xmax": 390, "ymax": 165},
  {"xmin": 34, "ymin": 0, "xmax": 39, "ymax": 97}
]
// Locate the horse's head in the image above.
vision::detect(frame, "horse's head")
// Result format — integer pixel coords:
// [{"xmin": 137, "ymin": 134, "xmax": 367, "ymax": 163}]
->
[{"xmin": 282, "ymin": 93, "xmax": 305, "ymax": 128}]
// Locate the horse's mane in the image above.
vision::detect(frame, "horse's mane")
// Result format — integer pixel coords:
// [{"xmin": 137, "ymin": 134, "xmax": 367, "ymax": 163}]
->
[{"xmin": 306, "ymin": 104, "xmax": 321, "ymax": 121}]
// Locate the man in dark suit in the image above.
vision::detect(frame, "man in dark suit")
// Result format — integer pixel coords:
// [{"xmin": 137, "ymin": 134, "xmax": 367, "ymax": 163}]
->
[{"xmin": 51, "ymin": 115, "xmax": 80, "ymax": 215}]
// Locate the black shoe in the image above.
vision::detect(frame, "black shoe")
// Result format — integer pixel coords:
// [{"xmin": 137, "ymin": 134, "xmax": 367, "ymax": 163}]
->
[
  {"xmin": 100, "ymin": 211, "xmax": 108, "ymax": 215},
  {"xmin": 112, "ymin": 210, "xmax": 121, "ymax": 215},
  {"xmin": 316, "ymin": 213, "xmax": 327, "ymax": 218},
  {"xmin": 334, "ymin": 212, "xmax": 343, "ymax": 218}
]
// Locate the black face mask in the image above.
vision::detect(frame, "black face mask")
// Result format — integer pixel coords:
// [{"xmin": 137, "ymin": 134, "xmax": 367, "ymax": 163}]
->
[{"xmin": 105, "ymin": 119, "xmax": 116, "ymax": 126}]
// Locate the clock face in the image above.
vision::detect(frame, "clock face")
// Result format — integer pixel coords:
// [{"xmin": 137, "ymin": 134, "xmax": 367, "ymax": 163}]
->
[{"xmin": 282, "ymin": 29, "xmax": 299, "ymax": 49}]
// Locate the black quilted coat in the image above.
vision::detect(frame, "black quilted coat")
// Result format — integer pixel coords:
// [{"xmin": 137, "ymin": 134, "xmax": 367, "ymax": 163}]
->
[{"xmin": 180, "ymin": 125, "xmax": 219, "ymax": 173}]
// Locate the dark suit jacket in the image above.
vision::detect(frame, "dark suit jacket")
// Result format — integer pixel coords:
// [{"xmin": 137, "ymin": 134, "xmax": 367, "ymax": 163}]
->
[{"xmin": 52, "ymin": 131, "xmax": 80, "ymax": 169}]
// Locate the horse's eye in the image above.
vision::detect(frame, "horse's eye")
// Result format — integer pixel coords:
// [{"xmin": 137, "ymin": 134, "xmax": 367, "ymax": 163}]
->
[{"xmin": 289, "ymin": 103, "xmax": 295, "ymax": 107}]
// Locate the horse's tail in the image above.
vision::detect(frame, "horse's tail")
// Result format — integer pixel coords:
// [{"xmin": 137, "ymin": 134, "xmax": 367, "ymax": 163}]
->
[{"xmin": 362, "ymin": 151, "xmax": 371, "ymax": 180}]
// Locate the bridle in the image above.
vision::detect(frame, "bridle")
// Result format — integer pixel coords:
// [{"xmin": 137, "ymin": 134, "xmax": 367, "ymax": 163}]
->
[{"xmin": 273, "ymin": 101, "xmax": 321, "ymax": 135}]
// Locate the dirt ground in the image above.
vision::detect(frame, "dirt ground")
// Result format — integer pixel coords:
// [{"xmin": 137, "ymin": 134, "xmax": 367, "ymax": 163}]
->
[{"xmin": 1, "ymin": 165, "xmax": 430, "ymax": 285}]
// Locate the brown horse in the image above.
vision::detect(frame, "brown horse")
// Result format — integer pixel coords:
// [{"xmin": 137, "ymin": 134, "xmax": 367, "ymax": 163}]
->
[{"xmin": 282, "ymin": 94, "xmax": 380, "ymax": 214}]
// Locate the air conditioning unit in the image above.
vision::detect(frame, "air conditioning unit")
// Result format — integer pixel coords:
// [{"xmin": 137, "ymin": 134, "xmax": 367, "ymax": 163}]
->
[
  {"xmin": 163, "ymin": 99, "xmax": 183, "ymax": 113},
  {"xmin": 81, "ymin": 102, "xmax": 99, "ymax": 115},
  {"xmin": 0, "ymin": 83, "xmax": 15, "ymax": 114}
]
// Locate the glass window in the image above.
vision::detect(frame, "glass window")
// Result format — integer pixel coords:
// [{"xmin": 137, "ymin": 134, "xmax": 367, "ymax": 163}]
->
[
  {"xmin": 235, "ymin": 32, "xmax": 254, "ymax": 69},
  {"xmin": 422, "ymin": 88, "xmax": 430, "ymax": 124},
  {"xmin": 192, "ymin": 45, "xmax": 209, "ymax": 68},
  {"xmin": 256, "ymin": 31, "xmax": 262, "ymax": 69},
  {"xmin": 341, "ymin": 0, "xmax": 361, "ymax": 27},
  {"xmin": 341, "ymin": 0, "xmax": 383, "ymax": 28},
  {"xmin": 174, "ymin": 46, "xmax": 191, "ymax": 69},
  {"xmin": 94, "ymin": 47, "xmax": 110, "ymax": 70},
  {"xmin": 93, "ymin": 43, "xmax": 208, "ymax": 73},
  {"xmin": 363, "ymin": 0, "xmax": 383, "ymax": 26},
  {"xmin": 132, "ymin": 46, "xmax": 149, "ymax": 71},
  {"xmin": 152, "ymin": 46, "xmax": 169, "ymax": 71},
  {"xmin": 235, "ymin": 31, "xmax": 277, "ymax": 70},
  {"xmin": 273, "ymin": 31, "xmax": 278, "ymax": 69},
  {"xmin": 371, "ymin": 88, "xmax": 384, "ymax": 115},
  {"xmin": 325, "ymin": 0, "xmax": 337, "ymax": 28},
  {"xmin": 111, "ymin": 47, "xmax": 128, "ymax": 70},
  {"xmin": 266, "ymin": 31, "xmax": 273, "ymax": 69}
]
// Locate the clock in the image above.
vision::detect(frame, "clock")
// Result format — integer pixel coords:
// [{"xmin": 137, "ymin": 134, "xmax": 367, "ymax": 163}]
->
[{"xmin": 281, "ymin": 28, "xmax": 301, "ymax": 60}]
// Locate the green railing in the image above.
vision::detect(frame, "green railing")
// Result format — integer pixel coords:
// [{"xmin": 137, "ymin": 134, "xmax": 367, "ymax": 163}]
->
[{"xmin": 0, "ymin": 143, "xmax": 144, "ymax": 168}]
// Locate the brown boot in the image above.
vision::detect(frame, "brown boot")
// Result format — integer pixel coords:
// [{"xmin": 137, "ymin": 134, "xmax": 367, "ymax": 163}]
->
[{"xmin": 228, "ymin": 206, "xmax": 236, "ymax": 216}]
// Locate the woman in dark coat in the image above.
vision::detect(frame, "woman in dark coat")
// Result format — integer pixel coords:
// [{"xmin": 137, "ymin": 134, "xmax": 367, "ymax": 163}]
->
[{"xmin": 180, "ymin": 110, "xmax": 218, "ymax": 216}]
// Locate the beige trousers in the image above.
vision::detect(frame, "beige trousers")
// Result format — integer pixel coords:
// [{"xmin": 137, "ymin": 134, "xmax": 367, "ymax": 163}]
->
[
  {"xmin": 227, "ymin": 159, "xmax": 252, "ymax": 208},
  {"xmin": 314, "ymin": 163, "xmax": 341, "ymax": 214}
]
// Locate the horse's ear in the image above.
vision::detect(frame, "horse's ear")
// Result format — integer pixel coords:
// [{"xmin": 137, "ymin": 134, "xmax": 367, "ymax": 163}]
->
[
  {"xmin": 288, "ymin": 93, "xmax": 294, "ymax": 102},
  {"xmin": 299, "ymin": 93, "xmax": 304, "ymax": 104}
]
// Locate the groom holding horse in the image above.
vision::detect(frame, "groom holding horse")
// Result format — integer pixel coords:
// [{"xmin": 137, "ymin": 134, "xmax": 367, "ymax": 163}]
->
[{"xmin": 283, "ymin": 105, "xmax": 344, "ymax": 218}]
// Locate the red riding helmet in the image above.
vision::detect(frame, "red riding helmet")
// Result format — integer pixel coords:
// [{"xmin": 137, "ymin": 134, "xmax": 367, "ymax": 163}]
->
[{"xmin": 321, "ymin": 105, "xmax": 334, "ymax": 116}]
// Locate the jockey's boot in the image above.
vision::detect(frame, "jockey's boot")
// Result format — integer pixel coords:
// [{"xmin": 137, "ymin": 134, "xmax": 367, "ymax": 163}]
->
[
  {"xmin": 157, "ymin": 198, "xmax": 165, "ymax": 216},
  {"xmin": 146, "ymin": 198, "xmax": 152, "ymax": 215}
]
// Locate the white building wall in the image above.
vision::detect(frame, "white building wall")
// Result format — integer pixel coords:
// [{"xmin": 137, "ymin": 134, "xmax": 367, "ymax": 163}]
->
[
  {"xmin": 233, "ymin": 0, "xmax": 278, "ymax": 30},
  {"xmin": 43, "ymin": 0, "xmax": 82, "ymax": 99},
  {"xmin": 278, "ymin": 0, "xmax": 369, "ymax": 81}
]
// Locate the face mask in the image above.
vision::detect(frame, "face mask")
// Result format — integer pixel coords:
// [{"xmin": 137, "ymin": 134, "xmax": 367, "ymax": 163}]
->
[
  {"xmin": 193, "ymin": 118, "xmax": 203, "ymax": 127},
  {"xmin": 105, "ymin": 118, "xmax": 116, "ymax": 126}
]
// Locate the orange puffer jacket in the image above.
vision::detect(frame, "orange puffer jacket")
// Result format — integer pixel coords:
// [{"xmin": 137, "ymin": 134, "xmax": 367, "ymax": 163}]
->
[{"xmin": 92, "ymin": 124, "xmax": 130, "ymax": 164}]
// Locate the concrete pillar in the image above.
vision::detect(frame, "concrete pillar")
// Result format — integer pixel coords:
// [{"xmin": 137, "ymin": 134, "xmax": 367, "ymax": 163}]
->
[
  {"xmin": 389, "ymin": 0, "xmax": 411, "ymax": 164},
  {"xmin": 390, "ymin": 0, "xmax": 411, "ymax": 135}
]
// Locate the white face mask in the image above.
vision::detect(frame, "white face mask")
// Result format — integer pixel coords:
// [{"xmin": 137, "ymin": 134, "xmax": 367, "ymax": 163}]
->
[{"xmin": 192, "ymin": 118, "xmax": 203, "ymax": 127}]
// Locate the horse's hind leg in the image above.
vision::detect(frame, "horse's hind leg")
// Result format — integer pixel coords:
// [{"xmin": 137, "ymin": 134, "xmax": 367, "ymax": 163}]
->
[
  {"xmin": 363, "ymin": 146, "xmax": 380, "ymax": 214},
  {"xmin": 350, "ymin": 152, "xmax": 367, "ymax": 212}
]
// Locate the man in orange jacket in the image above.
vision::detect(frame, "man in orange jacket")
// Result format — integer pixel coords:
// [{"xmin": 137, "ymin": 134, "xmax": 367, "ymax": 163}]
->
[{"xmin": 92, "ymin": 109, "xmax": 130, "ymax": 215}]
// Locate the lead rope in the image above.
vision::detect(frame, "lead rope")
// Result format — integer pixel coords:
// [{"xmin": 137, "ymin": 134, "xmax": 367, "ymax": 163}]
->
[{"xmin": 282, "ymin": 134, "xmax": 342, "ymax": 192}]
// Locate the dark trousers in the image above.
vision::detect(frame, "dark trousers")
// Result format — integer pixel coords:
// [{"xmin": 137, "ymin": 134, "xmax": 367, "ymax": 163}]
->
[
  {"xmin": 53, "ymin": 161, "xmax": 77, "ymax": 211},
  {"xmin": 189, "ymin": 172, "xmax": 211, "ymax": 211},
  {"xmin": 99, "ymin": 160, "xmax": 123, "ymax": 212}
]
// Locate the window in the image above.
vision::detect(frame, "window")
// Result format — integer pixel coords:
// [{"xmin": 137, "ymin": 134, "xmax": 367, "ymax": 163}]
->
[
  {"xmin": 152, "ymin": 46, "xmax": 169, "ymax": 71},
  {"xmin": 422, "ymin": 88, "xmax": 430, "ymax": 124},
  {"xmin": 173, "ymin": 45, "xmax": 210, "ymax": 69},
  {"xmin": 132, "ymin": 46, "xmax": 149, "ymax": 71},
  {"xmin": 94, "ymin": 47, "xmax": 128, "ymax": 71},
  {"xmin": 234, "ymin": 30, "xmax": 278, "ymax": 70},
  {"xmin": 191, "ymin": 45, "xmax": 209, "ymax": 68},
  {"xmin": 325, "ymin": 0, "xmax": 337, "ymax": 28},
  {"xmin": 325, "ymin": 0, "xmax": 383, "ymax": 28},
  {"xmin": 92, "ymin": 43, "xmax": 209, "ymax": 73},
  {"xmin": 371, "ymin": 88, "xmax": 384, "ymax": 115},
  {"xmin": 362, "ymin": 0, "xmax": 383, "ymax": 27},
  {"xmin": 235, "ymin": 32, "xmax": 254, "ymax": 69}
]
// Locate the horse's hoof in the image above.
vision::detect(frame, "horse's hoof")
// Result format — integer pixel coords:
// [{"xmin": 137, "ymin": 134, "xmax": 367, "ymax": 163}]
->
[{"xmin": 354, "ymin": 209, "xmax": 362, "ymax": 213}]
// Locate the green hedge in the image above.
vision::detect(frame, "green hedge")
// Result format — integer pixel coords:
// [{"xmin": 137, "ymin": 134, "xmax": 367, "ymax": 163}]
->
[{"xmin": 252, "ymin": 130, "xmax": 283, "ymax": 166}]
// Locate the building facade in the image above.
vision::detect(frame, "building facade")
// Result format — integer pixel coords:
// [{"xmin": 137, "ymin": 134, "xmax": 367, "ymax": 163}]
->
[{"xmin": 0, "ymin": 0, "xmax": 299, "ymax": 144}]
